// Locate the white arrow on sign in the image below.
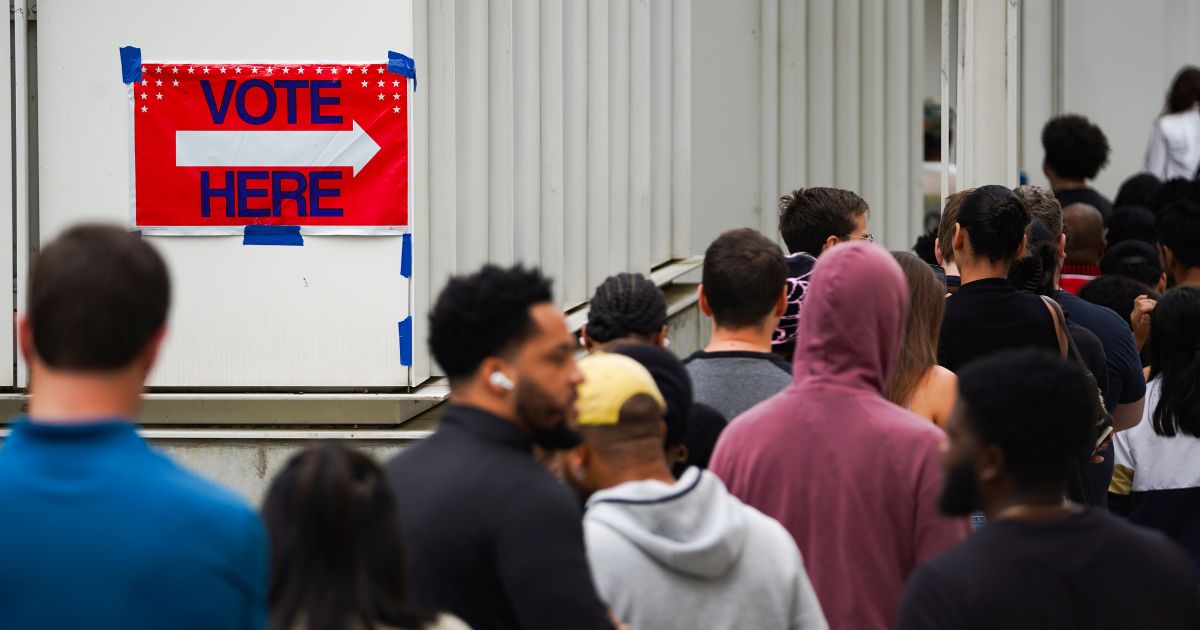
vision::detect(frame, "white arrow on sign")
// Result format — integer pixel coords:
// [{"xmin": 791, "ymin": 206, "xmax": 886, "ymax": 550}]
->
[{"xmin": 175, "ymin": 121, "xmax": 381, "ymax": 176}]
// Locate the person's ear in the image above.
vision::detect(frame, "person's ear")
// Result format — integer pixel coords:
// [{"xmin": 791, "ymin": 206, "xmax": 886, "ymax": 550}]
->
[
  {"xmin": 775, "ymin": 285, "xmax": 788, "ymax": 317},
  {"xmin": 581, "ymin": 324, "xmax": 595, "ymax": 352},
  {"xmin": 1042, "ymin": 161, "xmax": 1053, "ymax": 180},
  {"xmin": 16, "ymin": 315, "xmax": 33, "ymax": 365},
  {"xmin": 653, "ymin": 324, "xmax": 669, "ymax": 347},
  {"xmin": 137, "ymin": 327, "xmax": 167, "ymax": 379},
  {"xmin": 480, "ymin": 357, "xmax": 515, "ymax": 395},
  {"xmin": 1057, "ymin": 233, "xmax": 1068, "ymax": 260},
  {"xmin": 821, "ymin": 234, "xmax": 840, "ymax": 253},
  {"xmin": 1157, "ymin": 273, "xmax": 1168, "ymax": 294},
  {"xmin": 952, "ymin": 223, "xmax": 965, "ymax": 254},
  {"xmin": 698, "ymin": 284, "xmax": 713, "ymax": 317},
  {"xmin": 1161, "ymin": 244, "xmax": 1177, "ymax": 273},
  {"xmin": 977, "ymin": 444, "xmax": 1006, "ymax": 485},
  {"xmin": 934, "ymin": 238, "xmax": 945, "ymax": 266},
  {"xmin": 1013, "ymin": 233, "xmax": 1029, "ymax": 260}
]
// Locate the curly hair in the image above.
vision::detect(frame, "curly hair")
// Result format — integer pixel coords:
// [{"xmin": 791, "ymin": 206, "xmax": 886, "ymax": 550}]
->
[
  {"xmin": 428, "ymin": 265, "xmax": 554, "ymax": 380},
  {"xmin": 1041, "ymin": 114, "xmax": 1110, "ymax": 181},
  {"xmin": 958, "ymin": 348, "xmax": 1098, "ymax": 493},
  {"xmin": 778, "ymin": 187, "xmax": 869, "ymax": 256},
  {"xmin": 586, "ymin": 273, "xmax": 667, "ymax": 343}
]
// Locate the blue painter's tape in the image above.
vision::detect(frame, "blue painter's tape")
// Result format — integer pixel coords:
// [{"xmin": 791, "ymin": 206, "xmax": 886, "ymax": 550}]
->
[
  {"xmin": 398, "ymin": 316, "xmax": 413, "ymax": 366},
  {"xmin": 401, "ymin": 233, "xmax": 412, "ymax": 278},
  {"xmin": 243, "ymin": 225, "xmax": 303, "ymax": 246},
  {"xmin": 387, "ymin": 50, "xmax": 417, "ymax": 90},
  {"xmin": 119, "ymin": 46, "xmax": 142, "ymax": 84}
]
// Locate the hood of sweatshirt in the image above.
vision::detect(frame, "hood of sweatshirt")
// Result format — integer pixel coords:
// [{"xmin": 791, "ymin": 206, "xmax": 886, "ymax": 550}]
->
[
  {"xmin": 584, "ymin": 468, "xmax": 747, "ymax": 579},
  {"xmin": 791, "ymin": 242, "xmax": 909, "ymax": 393}
]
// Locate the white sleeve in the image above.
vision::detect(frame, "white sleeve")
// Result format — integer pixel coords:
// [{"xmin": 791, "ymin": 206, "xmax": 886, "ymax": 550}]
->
[
  {"xmin": 1143, "ymin": 120, "xmax": 1169, "ymax": 179},
  {"xmin": 791, "ymin": 548, "xmax": 830, "ymax": 630}
]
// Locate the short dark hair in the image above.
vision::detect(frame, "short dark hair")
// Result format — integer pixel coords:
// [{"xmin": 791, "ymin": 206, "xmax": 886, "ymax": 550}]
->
[
  {"xmin": 956, "ymin": 185, "xmax": 1030, "ymax": 264},
  {"xmin": 958, "ymin": 349, "xmax": 1097, "ymax": 493},
  {"xmin": 29, "ymin": 225, "xmax": 170, "ymax": 370},
  {"xmin": 1114, "ymin": 174, "xmax": 1162, "ymax": 209},
  {"xmin": 1041, "ymin": 114, "xmax": 1110, "ymax": 181},
  {"xmin": 1147, "ymin": 287, "xmax": 1200, "ymax": 437},
  {"xmin": 428, "ymin": 265, "xmax": 553, "ymax": 381},
  {"xmin": 586, "ymin": 273, "xmax": 667, "ymax": 343},
  {"xmin": 912, "ymin": 227, "xmax": 938, "ymax": 266},
  {"xmin": 778, "ymin": 187, "xmax": 869, "ymax": 255},
  {"xmin": 1107, "ymin": 205, "xmax": 1158, "ymax": 247},
  {"xmin": 1014, "ymin": 185, "xmax": 1062, "ymax": 240},
  {"xmin": 1150, "ymin": 178, "xmax": 1197, "ymax": 215},
  {"xmin": 937, "ymin": 188, "xmax": 974, "ymax": 264},
  {"xmin": 1157, "ymin": 199, "xmax": 1200, "ymax": 269},
  {"xmin": 1100, "ymin": 239, "xmax": 1164, "ymax": 288},
  {"xmin": 1079, "ymin": 276, "xmax": 1160, "ymax": 332},
  {"xmin": 702, "ymin": 228, "xmax": 787, "ymax": 329},
  {"xmin": 264, "ymin": 444, "xmax": 430, "ymax": 630}
]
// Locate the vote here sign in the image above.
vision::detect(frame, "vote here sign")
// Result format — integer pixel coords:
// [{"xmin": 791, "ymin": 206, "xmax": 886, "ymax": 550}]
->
[{"xmin": 131, "ymin": 62, "xmax": 408, "ymax": 229}]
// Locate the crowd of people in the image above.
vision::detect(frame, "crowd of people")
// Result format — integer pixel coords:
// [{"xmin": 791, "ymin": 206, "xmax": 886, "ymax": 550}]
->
[{"xmin": 7, "ymin": 70, "xmax": 1200, "ymax": 630}]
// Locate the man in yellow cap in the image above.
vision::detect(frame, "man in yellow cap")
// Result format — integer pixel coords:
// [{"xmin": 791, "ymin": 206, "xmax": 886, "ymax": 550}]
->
[{"xmin": 566, "ymin": 353, "xmax": 828, "ymax": 630}]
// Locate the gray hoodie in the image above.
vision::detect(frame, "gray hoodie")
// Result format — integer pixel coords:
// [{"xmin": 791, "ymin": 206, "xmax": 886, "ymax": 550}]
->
[{"xmin": 583, "ymin": 468, "xmax": 828, "ymax": 630}]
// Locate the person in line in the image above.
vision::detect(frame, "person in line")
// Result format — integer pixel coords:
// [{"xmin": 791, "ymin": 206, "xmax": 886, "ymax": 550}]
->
[
  {"xmin": 264, "ymin": 444, "xmax": 468, "ymax": 630},
  {"xmin": 1113, "ymin": 173, "xmax": 1162, "ymax": 209},
  {"xmin": 1112, "ymin": 287, "xmax": 1200, "ymax": 569},
  {"xmin": 934, "ymin": 188, "xmax": 974, "ymax": 293},
  {"xmin": 566, "ymin": 353, "xmax": 828, "ymax": 630},
  {"xmin": 581, "ymin": 273, "xmax": 668, "ymax": 351},
  {"xmin": 609, "ymin": 342, "xmax": 726, "ymax": 474},
  {"xmin": 1105, "ymin": 205, "xmax": 1158, "ymax": 249},
  {"xmin": 897, "ymin": 349, "xmax": 1200, "ymax": 630},
  {"xmin": 773, "ymin": 187, "xmax": 870, "ymax": 358},
  {"xmin": 1008, "ymin": 219, "xmax": 1113, "ymax": 505},
  {"xmin": 886, "ymin": 252, "xmax": 957, "ymax": 428},
  {"xmin": 385, "ymin": 265, "xmax": 615, "ymax": 630},
  {"xmin": 1157, "ymin": 198, "xmax": 1200, "ymax": 288},
  {"xmin": 1042, "ymin": 114, "xmax": 1114, "ymax": 223},
  {"xmin": 1149, "ymin": 177, "xmax": 1196, "ymax": 214},
  {"xmin": 1079, "ymin": 275, "xmax": 1162, "ymax": 355},
  {"xmin": 0, "ymin": 225, "xmax": 268, "ymax": 629},
  {"xmin": 1100, "ymin": 239, "xmax": 1167, "ymax": 293},
  {"xmin": 710, "ymin": 242, "xmax": 969, "ymax": 630},
  {"xmin": 1143, "ymin": 67, "xmax": 1200, "ymax": 181},
  {"xmin": 937, "ymin": 186, "xmax": 1060, "ymax": 372},
  {"xmin": 1059, "ymin": 202, "xmax": 1106, "ymax": 294},
  {"xmin": 684, "ymin": 228, "xmax": 790, "ymax": 422}
]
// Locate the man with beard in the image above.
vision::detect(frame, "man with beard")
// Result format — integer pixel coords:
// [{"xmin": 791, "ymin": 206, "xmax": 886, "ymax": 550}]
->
[
  {"xmin": 386, "ymin": 265, "xmax": 616, "ymax": 630},
  {"xmin": 897, "ymin": 348, "xmax": 1200, "ymax": 630}
]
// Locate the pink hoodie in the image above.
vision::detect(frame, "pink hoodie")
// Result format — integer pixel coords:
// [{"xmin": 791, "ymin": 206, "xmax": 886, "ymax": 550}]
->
[{"xmin": 710, "ymin": 242, "xmax": 969, "ymax": 630}]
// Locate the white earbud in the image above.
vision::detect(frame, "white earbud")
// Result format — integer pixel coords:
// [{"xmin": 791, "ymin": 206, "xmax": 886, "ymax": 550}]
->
[{"xmin": 489, "ymin": 371, "xmax": 515, "ymax": 392}]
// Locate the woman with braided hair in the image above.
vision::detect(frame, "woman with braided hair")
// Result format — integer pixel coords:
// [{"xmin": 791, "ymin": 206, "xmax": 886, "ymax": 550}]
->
[{"xmin": 581, "ymin": 273, "xmax": 668, "ymax": 351}]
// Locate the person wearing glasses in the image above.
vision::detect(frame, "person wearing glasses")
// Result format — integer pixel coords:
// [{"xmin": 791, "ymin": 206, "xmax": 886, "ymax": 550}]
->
[{"xmin": 772, "ymin": 187, "xmax": 871, "ymax": 360}]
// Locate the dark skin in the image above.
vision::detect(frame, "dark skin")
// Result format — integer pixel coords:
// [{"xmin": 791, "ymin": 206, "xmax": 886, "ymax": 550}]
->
[{"xmin": 942, "ymin": 400, "xmax": 1081, "ymax": 522}]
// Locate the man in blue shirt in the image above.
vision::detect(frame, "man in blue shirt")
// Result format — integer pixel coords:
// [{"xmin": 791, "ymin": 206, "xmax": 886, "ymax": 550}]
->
[{"xmin": 0, "ymin": 225, "xmax": 267, "ymax": 630}]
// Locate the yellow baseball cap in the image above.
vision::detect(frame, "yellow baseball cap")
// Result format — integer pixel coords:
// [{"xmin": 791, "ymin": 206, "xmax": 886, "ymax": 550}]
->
[{"xmin": 576, "ymin": 352, "xmax": 666, "ymax": 426}]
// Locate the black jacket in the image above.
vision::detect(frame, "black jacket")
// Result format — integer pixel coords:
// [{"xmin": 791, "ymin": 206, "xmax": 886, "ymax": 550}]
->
[{"xmin": 386, "ymin": 404, "xmax": 613, "ymax": 630}]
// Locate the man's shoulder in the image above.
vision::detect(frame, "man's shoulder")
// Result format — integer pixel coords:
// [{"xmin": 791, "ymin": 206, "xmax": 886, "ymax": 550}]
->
[{"xmin": 151, "ymin": 458, "xmax": 261, "ymax": 526}]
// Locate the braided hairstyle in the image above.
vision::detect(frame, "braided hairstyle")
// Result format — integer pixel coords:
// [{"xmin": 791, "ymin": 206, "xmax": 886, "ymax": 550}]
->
[{"xmin": 586, "ymin": 273, "xmax": 667, "ymax": 344}]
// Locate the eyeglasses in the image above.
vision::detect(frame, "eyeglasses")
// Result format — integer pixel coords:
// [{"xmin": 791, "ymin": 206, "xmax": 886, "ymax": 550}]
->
[{"xmin": 846, "ymin": 233, "xmax": 875, "ymax": 243}]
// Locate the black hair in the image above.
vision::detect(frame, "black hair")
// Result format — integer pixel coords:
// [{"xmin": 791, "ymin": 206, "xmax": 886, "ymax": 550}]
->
[
  {"xmin": 1106, "ymin": 205, "xmax": 1158, "ymax": 248},
  {"xmin": 264, "ymin": 444, "xmax": 432, "ymax": 630},
  {"xmin": 586, "ymin": 273, "xmax": 667, "ymax": 344},
  {"xmin": 1149, "ymin": 177, "xmax": 1197, "ymax": 215},
  {"xmin": 778, "ymin": 187, "xmax": 869, "ymax": 255},
  {"xmin": 1007, "ymin": 221, "xmax": 1058, "ymax": 296},
  {"xmin": 29, "ymin": 224, "xmax": 170, "ymax": 369},
  {"xmin": 1114, "ymin": 174, "xmax": 1162, "ymax": 209},
  {"xmin": 912, "ymin": 227, "xmax": 939, "ymax": 267},
  {"xmin": 1079, "ymin": 276, "xmax": 1160, "ymax": 332},
  {"xmin": 958, "ymin": 348, "xmax": 1098, "ymax": 494},
  {"xmin": 702, "ymin": 228, "xmax": 787, "ymax": 329},
  {"xmin": 1157, "ymin": 199, "xmax": 1200, "ymax": 270},
  {"xmin": 1041, "ymin": 114, "xmax": 1110, "ymax": 181},
  {"xmin": 1146, "ymin": 287, "xmax": 1200, "ymax": 437},
  {"xmin": 1100, "ymin": 239, "xmax": 1164, "ymax": 288},
  {"xmin": 956, "ymin": 185, "xmax": 1030, "ymax": 264},
  {"xmin": 429, "ymin": 265, "xmax": 554, "ymax": 381},
  {"xmin": 1165, "ymin": 67, "xmax": 1200, "ymax": 114}
]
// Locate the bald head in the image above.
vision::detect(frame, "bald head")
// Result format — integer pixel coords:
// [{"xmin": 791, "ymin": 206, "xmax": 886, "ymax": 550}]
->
[{"xmin": 1063, "ymin": 203, "xmax": 1106, "ymax": 265}]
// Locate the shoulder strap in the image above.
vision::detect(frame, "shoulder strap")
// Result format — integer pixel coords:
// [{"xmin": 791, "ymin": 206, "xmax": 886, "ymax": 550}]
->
[{"xmin": 1041, "ymin": 295, "xmax": 1070, "ymax": 360}]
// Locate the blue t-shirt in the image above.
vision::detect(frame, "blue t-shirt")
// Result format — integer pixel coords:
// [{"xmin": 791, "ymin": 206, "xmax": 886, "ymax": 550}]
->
[
  {"xmin": 1056, "ymin": 290, "xmax": 1147, "ymax": 410},
  {"xmin": 0, "ymin": 418, "xmax": 267, "ymax": 630}
]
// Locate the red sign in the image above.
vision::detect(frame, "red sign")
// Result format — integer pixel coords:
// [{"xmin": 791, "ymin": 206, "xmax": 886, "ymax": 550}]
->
[{"xmin": 132, "ymin": 63, "xmax": 408, "ymax": 228}]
